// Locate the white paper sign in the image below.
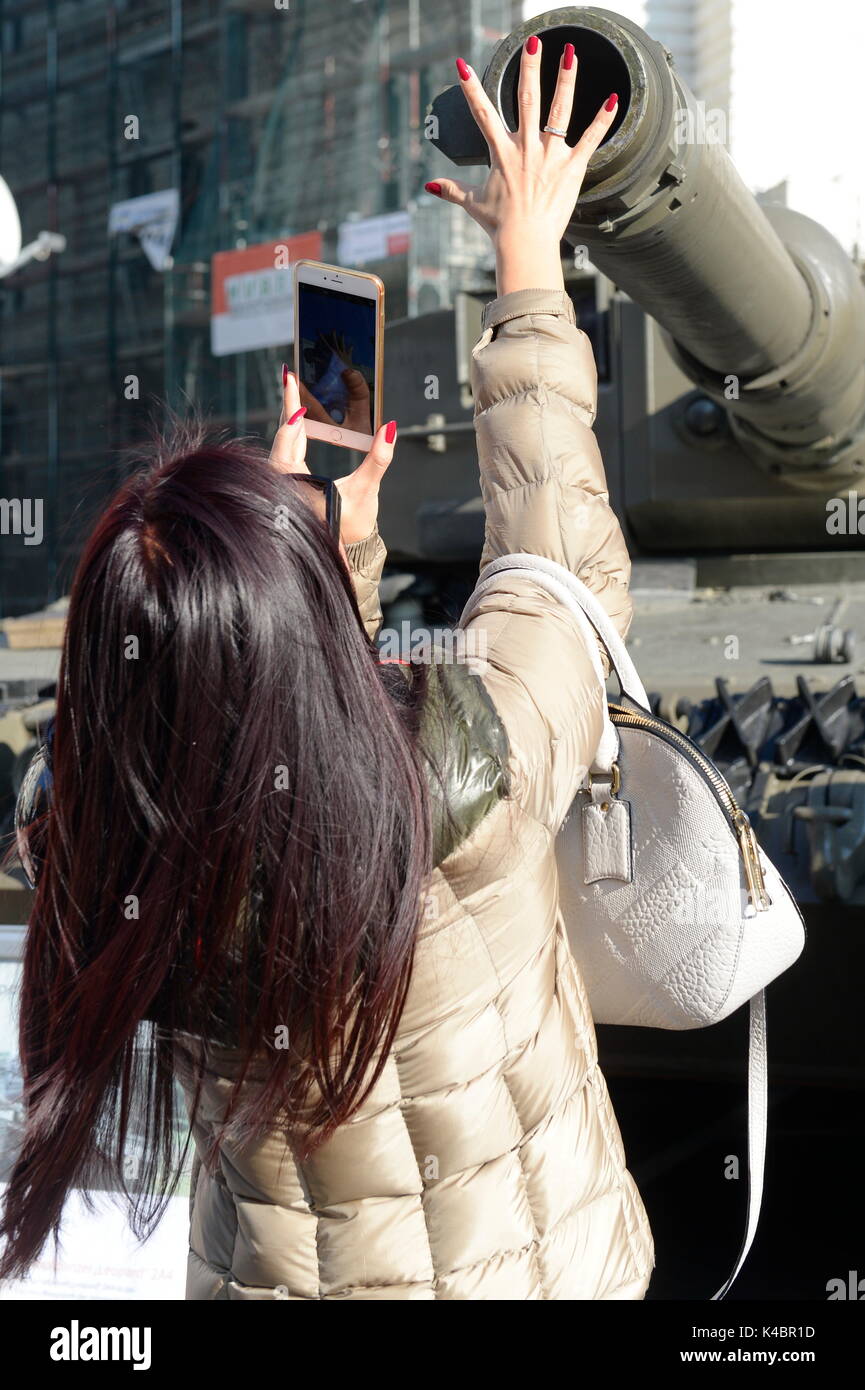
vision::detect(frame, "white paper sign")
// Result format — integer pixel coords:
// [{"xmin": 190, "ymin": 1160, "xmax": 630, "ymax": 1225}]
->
[
  {"xmin": 108, "ymin": 190, "xmax": 180, "ymax": 271},
  {"xmin": 337, "ymin": 210, "xmax": 411, "ymax": 265}
]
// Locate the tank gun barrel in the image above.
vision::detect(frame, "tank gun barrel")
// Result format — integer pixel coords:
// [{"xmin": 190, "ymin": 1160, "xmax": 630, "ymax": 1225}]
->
[{"xmin": 429, "ymin": 6, "xmax": 865, "ymax": 488}]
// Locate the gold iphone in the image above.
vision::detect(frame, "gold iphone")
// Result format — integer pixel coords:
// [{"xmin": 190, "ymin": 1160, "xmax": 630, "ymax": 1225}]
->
[{"xmin": 293, "ymin": 259, "xmax": 385, "ymax": 452}]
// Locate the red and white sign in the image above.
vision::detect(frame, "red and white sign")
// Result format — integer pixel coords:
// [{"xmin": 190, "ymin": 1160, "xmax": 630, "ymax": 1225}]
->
[
  {"xmin": 337, "ymin": 211, "xmax": 411, "ymax": 266},
  {"xmin": 210, "ymin": 230, "xmax": 322, "ymax": 357}
]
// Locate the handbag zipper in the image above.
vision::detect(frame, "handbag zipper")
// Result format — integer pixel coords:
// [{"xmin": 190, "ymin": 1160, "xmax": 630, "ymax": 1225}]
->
[{"xmin": 608, "ymin": 703, "xmax": 772, "ymax": 911}]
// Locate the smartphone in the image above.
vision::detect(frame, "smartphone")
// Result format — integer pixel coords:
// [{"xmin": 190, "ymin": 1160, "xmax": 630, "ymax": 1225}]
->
[{"xmin": 293, "ymin": 259, "xmax": 385, "ymax": 452}]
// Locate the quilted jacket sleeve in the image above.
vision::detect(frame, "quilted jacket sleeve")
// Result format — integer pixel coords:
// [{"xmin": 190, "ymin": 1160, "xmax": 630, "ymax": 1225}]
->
[
  {"xmin": 462, "ymin": 286, "xmax": 634, "ymax": 836},
  {"xmin": 345, "ymin": 524, "xmax": 387, "ymax": 642}
]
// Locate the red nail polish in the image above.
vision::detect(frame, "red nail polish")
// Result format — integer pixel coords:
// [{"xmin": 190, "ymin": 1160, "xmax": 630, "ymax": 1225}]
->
[
  {"xmin": 425, "ymin": 181, "xmax": 442, "ymax": 197},
  {"xmin": 385, "ymin": 420, "xmax": 397, "ymax": 444},
  {"xmin": 526, "ymin": 35, "xmax": 539, "ymax": 55},
  {"xmin": 605, "ymin": 92, "xmax": 618, "ymax": 111},
  {"xmin": 456, "ymin": 57, "xmax": 470, "ymax": 81},
  {"xmin": 287, "ymin": 406, "xmax": 307, "ymax": 426},
  {"xmin": 282, "ymin": 362, "xmax": 289, "ymax": 386},
  {"xmin": 563, "ymin": 43, "xmax": 575, "ymax": 71}
]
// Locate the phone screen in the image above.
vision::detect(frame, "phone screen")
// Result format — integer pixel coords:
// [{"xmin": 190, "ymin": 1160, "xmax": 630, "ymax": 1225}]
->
[{"xmin": 296, "ymin": 282, "xmax": 377, "ymax": 436}]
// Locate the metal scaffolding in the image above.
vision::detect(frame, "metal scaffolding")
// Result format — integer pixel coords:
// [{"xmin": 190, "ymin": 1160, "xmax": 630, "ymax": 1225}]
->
[{"xmin": 0, "ymin": 0, "xmax": 518, "ymax": 615}]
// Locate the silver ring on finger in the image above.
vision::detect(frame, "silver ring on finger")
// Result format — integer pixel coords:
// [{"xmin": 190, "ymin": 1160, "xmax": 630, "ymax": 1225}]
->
[{"xmin": 543, "ymin": 124, "xmax": 568, "ymax": 137}]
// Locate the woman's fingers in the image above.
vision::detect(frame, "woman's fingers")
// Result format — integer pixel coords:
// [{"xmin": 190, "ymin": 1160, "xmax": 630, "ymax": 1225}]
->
[
  {"xmin": 516, "ymin": 34, "xmax": 542, "ymax": 147},
  {"xmin": 353, "ymin": 418, "xmax": 397, "ymax": 487},
  {"xmin": 572, "ymin": 91, "xmax": 619, "ymax": 164},
  {"xmin": 270, "ymin": 366, "xmax": 310, "ymax": 473},
  {"xmin": 275, "ymin": 363, "xmax": 300, "ymax": 427},
  {"xmin": 338, "ymin": 419, "xmax": 397, "ymax": 501},
  {"xmin": 543, "ymin": 42, "xmax": 577, "ymax": 145},
  {"xmin": 269, "ymin": 412, "xmax": 308, "ymax": 473},
  {"xmin": 334, "ymin": 419, "xmax": 397, "ymax": 545},
  {"xmin": 454, "ymin": 57, "xmax": 508, "ymax": 161},
  {"xmin": 424, "ymin": 176, "xmax": 476, "ymax": 211}
]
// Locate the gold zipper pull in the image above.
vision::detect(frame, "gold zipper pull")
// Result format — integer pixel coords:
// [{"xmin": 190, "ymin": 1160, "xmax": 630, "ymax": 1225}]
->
[{"xmin": 734, "ymin": 811, "xmax": 771, "ymax": 911}]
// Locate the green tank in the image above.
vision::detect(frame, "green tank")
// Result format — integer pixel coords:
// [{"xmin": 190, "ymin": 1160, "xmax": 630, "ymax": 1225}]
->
[
  {"xmin": 412, "ymin": 6, "xmax": 865, "ymax": 1086},
  {"xmin": 374, "ymin": 5, "xmax": 865, "ymax": 917},
  {"xmin": 431, "ymin": 5, "xmax": 865, "ymax": 501}
]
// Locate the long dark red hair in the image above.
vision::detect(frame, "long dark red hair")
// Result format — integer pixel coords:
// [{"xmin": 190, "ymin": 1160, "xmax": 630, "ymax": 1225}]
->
[{"xmin": 0, "ymin": 421, "xmax": 433, "ymax": 1280}]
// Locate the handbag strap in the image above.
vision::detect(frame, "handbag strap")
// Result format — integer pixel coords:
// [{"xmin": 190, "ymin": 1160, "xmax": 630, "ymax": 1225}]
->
[
  {"xmin": 460, "ymin": 554, "xmax": 767, "ymax": 1301},
  {"xmin": 458, "ymin": 563, "xmax": 611, "ymax": 769},
  {"xmin": 466, "ymin": 553, "xmax": 652, "ymax": 710},
  {"xmin": 459, "ymin": 554, "xmax": 651, "ymax": 777},
  {"xmin": 712, "ymin": 990, "xmax": 768, "ymax": 1300}
]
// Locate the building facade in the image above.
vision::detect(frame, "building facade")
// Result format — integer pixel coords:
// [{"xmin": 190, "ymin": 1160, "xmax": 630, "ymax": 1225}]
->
[{"xmin": 0, "ymin": 0, "xmax": 520, "ymax": 614}]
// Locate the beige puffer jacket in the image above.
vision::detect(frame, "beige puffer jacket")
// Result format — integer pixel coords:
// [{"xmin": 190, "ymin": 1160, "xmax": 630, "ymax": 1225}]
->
[{"xmin": 178, "ymin": 285, "xmax": 655, "ymax": 1301}]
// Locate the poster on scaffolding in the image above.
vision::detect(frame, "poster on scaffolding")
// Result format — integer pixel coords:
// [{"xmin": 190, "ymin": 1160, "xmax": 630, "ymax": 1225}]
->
[
  {"xmin": 337, "ymin": 210, "xmax": 410, "ymax": 266},
  {"xmin": 210, "ymin": 230, "xmax": 322, "ymax": 357},
  {"xmin": 108, "ymin": 190, "xmax": 180, "ymax": 272}
]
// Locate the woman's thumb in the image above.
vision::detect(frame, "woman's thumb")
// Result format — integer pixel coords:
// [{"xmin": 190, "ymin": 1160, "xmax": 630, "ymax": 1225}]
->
[
  {"xmin": 424, "ymin": 178, "xmax": 472, "ymax": 208},
  {"xmin": 355, "ymin": 419, "xmax": 397, "ymax": 486}
]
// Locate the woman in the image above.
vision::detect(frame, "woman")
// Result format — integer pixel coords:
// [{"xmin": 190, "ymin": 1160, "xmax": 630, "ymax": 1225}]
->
[{"xmin": 0, "ymin": 39, "xmax": 653, "ymax": 1299}]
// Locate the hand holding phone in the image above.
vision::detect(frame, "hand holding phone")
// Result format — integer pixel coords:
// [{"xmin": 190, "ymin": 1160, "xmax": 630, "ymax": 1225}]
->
[
  {"xmin": 270, "ymin": 368, "xmax": 397, "ymax": 546},
  {"xmin": 293, "ymin": 261, "xmax": 385, "ymax": 452}
]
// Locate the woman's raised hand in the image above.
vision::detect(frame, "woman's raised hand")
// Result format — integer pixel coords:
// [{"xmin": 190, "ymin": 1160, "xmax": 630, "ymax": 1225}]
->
[
  {"xmin": 426, "ymin": 37, "xmax": 618, "ymax": 295},
  {"xmin": 269, "ymin": 368, "xmax": 397, "ymax": 547}
]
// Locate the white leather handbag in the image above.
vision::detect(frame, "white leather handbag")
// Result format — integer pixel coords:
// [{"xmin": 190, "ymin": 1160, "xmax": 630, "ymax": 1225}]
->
[{"xmin": 461, "ymin": 553, "xmax": 806, "ymax": 1300}]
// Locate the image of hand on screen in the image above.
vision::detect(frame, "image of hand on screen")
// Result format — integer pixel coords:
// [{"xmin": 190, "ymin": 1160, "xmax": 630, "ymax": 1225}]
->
[{"xmin": 298, "ymin": 329, "xmax": 372, "ymax": 433}]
